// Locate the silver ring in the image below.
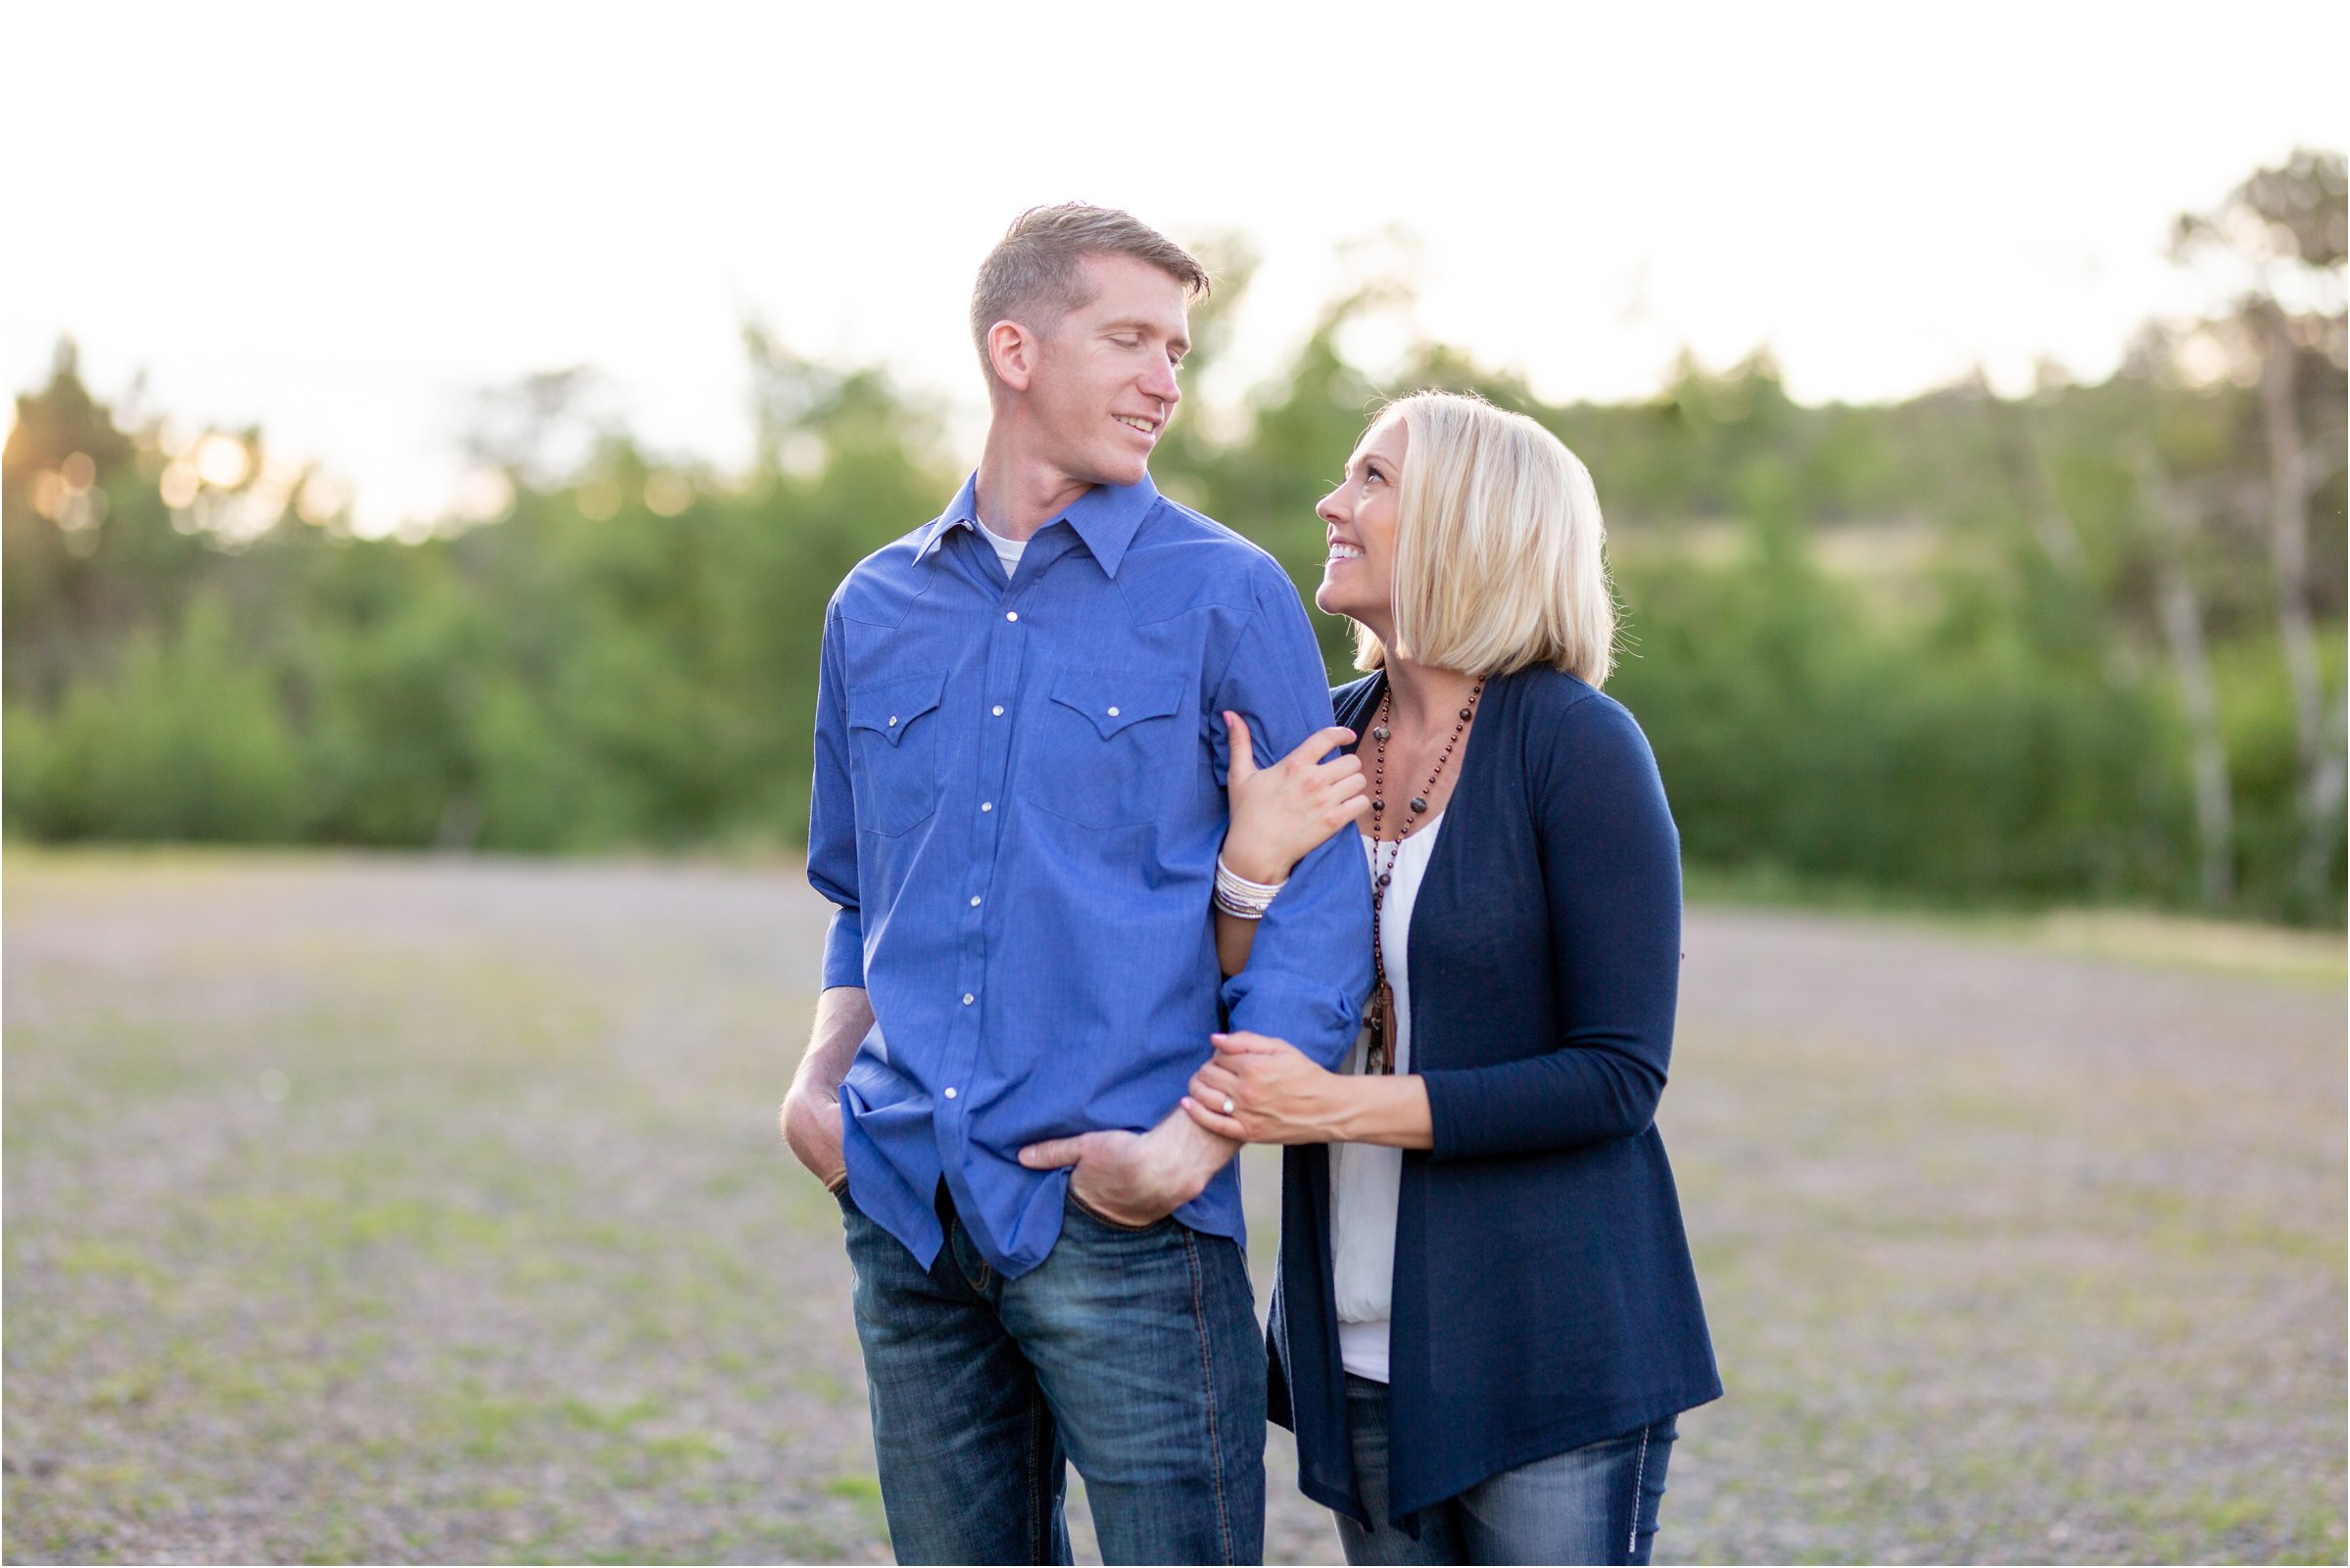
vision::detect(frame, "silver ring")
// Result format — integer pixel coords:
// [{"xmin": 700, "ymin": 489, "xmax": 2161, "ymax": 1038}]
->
[{"xmin": 1222, "ymin": 1096, "xmax": 1236, "ymax": 1116}]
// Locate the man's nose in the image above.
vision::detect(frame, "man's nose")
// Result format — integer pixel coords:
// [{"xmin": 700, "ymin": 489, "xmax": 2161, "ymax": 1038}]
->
[{"xmin": 1141, "ymin": 356, "xmax": 1181, "ymax": 406}]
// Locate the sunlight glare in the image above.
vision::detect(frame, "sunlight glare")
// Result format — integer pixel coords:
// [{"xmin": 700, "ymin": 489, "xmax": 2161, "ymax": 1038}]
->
[
  {"xmin": 644, "ymin": 472, "xmax": 693, "ymax": 517},
  {"xmin": 576, "ymin": 474, "xmax": 622, "ymax": 520},
  {"xmin": 160, "ymin": 460, "xmax": 201, "ymax": 509},
  {"xmin": 195, "ymin": 433, "xmax": 250, "ymax": 489},
  {"xmin": 451, "ymin": 467, "xmax": 516, "ymax": 524},
  {"xmin": 296, "ymin": 471, "xmax": 348, "ymax": 525}
]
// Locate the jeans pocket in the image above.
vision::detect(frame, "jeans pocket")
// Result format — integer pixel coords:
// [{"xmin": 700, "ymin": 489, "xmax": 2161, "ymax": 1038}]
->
[{"xmin": 1066, "ymin": 1188, "xmax": 1171, "ymax": 1235}]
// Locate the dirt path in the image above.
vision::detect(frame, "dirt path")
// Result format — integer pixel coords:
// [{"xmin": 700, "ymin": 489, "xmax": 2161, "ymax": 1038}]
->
[{"xmin": 4, "ymin": 853, "xmax": 2341, "ymax": 1563}]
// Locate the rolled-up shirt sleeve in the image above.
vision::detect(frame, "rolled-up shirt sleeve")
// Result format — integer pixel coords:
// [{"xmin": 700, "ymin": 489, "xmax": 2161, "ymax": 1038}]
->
[
  {"xmin": 1213, "ymin": 571, "xmax": 1373, "ymax": 1067},
  {"xmin": 808, "ymin": 598, "xmax": 866, "ymax": 991}
]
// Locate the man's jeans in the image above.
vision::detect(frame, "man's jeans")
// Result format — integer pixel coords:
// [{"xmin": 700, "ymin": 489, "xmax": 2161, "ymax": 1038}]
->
[
  {"xmin": 1335, "ymin": 1374, "xmax": 1675, "ymax": 1566},
  {"xmin": 838, "ymin": 1184, "xmax": 1266, "ymax": 1565}
]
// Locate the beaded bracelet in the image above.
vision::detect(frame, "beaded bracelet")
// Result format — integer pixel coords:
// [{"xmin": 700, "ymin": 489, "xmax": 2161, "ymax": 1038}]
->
[{"xmin": 1213, "ymin": 856, "xmax": 1285, "ymax": 920}]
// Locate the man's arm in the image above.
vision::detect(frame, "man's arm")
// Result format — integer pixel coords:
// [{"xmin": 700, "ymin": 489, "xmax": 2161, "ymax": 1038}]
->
[
  {"xmin": 1022, "ymin": 570, "xmax": 1371, "ymax": 1224},
  {"xmin": 788, "ymin": 598, "xmax": 870, "ymax": 1191},
  {"xmin": 781, "ymin": 984, "xmax": 873, "ymax": 1191},
  {"xmin": 1213, "ymin": 571, "xmax": 1376, "ymax": 1067}
]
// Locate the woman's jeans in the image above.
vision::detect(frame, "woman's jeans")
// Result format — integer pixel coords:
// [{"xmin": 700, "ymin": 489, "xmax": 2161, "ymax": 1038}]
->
[
  {"xmin": 837, "ymin": 1184, "xmax": 1265, "ymax": 1565},
  {"xmin": 1335, "ymin": 1374, "xmax": 1674, "ymax": 1566}
]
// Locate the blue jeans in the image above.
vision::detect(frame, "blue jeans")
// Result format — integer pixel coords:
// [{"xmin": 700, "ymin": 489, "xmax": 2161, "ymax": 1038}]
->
[
  {"xmin": 1335, "ymin": 1374, "xmax": 1674, "ymax": 1566},
  {"xmin": 838, "ymin": 1184, "xmax": 1265, "ymax": 1565}
]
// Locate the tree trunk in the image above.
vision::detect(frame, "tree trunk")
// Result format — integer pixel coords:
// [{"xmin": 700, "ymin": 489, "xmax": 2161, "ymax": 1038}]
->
[
  {"xmin": 2257, "ymin": 312, "xmax": 2341, "ymax": 902},
  {"xmin": 2134, "ymin": 443, "xmax": 2233, "ymax": 910},
  {"xmin": 1975, "ymin": 370, "xmax": 2089, "ymax": 577}
]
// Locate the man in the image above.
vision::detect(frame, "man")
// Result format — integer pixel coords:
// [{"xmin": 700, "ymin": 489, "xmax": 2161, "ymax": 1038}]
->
[{"xmin": 780, "ymin": 204, "xmax": 1371, "ymax": 1564}]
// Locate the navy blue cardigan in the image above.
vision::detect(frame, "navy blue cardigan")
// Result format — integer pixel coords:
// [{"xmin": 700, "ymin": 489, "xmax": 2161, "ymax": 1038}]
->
[{"xmin": 1267, "ymin": 666, "xmax": 1721, "ymax": 1528}]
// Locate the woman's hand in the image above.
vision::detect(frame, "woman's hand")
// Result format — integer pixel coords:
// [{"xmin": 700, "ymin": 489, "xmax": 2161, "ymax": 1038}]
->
[
  {"xmin": 1181, "ymin": 1031, "xmax": 1348, "ymax": 1144},
  {"xmin": 1222, "ymin": 714, "xmax": 1370, "ymax": 884}
]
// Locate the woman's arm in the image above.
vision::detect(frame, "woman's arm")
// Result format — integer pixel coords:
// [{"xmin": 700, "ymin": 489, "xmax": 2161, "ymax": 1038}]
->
[
  {"xmin": 1189, "ymin": 695, "xmax": 1679, "ymax": 1159},
  {"xmin": 1182, "ymin": 1030, "xmax": 1434, "ymax": 1149},
  {"xmin": 1213, "ymin": 906, "xmax": 1262, "ymax": 980},
  {"xmin": 1213, "ymin": 713, "xmax": 1369, "ymax": 977},
  {"xmin": 1414, "ymin": 693, "xmax": 1683, "ymax": 1161}
]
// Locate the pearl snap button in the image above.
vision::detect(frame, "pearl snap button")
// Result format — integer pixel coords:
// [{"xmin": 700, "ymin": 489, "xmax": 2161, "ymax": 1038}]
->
[
  {"xmin": 1107, "ymin": 706, "xmax": 1120, "ymax": 717},
  {"xmin": 1005, "ymin": 611, "xmax": 1019, "ymax": 622},
  {"xmin": 887, "ymin": 715, "xmax": 898, "ymax": 727}
]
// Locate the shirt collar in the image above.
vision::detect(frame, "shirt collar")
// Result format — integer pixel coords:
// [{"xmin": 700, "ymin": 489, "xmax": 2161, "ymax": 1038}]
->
[{"xmin": 915, "ymin": 470, "xmax": 1159, "ymax": 579}]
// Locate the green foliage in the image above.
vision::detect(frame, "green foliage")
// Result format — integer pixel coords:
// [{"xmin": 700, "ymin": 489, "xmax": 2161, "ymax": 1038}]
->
[
  {"xmin": 2212, "ymin": 630, "xmax": 2350, "ymax": 923},
  {"xmin": 5, "ymin": 599, "xmax": 304, "ymax": 842},
  {"xmin": 1614, "ymin": 541, "xmax": 2189, "ymax": 908},
  {"xmin": 2, "ymin": 218, "xmax": 2342, "ymax": 922}
]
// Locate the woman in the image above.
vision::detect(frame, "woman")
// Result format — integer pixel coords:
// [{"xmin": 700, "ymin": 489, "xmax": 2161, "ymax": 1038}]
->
[{"xmin": 1189, "ymin": 391, "xmax": 1719, "ymax": 1565}]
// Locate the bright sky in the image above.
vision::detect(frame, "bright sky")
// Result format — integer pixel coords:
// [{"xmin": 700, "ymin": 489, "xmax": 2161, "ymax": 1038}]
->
[{"xmin": 8, "ymin": 1, "xmax": 2344, "ymax": 535}]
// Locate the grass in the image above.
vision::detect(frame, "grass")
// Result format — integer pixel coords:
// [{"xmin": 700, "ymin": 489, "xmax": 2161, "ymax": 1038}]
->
[
  {"xmin": 1681, "ymin": 861, "xmax": 2347, "ymax": 985},
  {"xmin": 3, "ymin": 848, "xmax": 2343, "ymax": 1564}
]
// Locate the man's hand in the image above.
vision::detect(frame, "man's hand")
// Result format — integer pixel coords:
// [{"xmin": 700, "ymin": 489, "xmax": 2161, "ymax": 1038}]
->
[
  {"xmin": 1018, "ymin": 1108, "xmax": 1238, "ymax": 1228},
  {"xmin": 782, "ymin": 985, "xmax": 871, "ymax": 1194},
  {"xmin": 781, "ymin": 1087, "xmax": 847, "ymax": 1192}
]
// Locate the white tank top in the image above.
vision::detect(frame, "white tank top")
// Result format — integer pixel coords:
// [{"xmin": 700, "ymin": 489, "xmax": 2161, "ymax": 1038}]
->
[{"xmin": 1332, "ymin": 810, "xmax": 1443, "ymax": 1384}]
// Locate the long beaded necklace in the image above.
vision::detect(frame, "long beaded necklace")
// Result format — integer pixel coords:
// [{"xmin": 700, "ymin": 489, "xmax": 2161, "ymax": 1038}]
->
[{"xmin": 1363, "ymin": 675, "xmax": 1484, "ymax": 1074}]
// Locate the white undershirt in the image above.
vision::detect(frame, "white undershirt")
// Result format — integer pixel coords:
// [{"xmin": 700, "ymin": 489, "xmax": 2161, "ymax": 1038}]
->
[
  {"xmin": 1333, "ymin": 810, "xmax": 1443, "ymax": 1384},
  {"xmin": 973, "ymin": 511, "xmax": 1026, "ymax": 579}
]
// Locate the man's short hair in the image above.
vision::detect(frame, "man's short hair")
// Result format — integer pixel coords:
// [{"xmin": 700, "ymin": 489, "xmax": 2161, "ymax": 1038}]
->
[
  {"xmin": 1356, "ymin": 391, "xmax": 1619, "ymax": 688},
  {"xmin": 970, "ymin": 204, "xmax": 1210, "ymax": 380}
]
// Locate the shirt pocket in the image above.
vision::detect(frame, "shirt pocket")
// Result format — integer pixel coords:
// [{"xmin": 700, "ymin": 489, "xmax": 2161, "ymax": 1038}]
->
[
  {"xmin": 1021, "ymin": 665, "xmax": 1189, "ymax": 829},
  {"xmin": 847, "ymin": 669, "xmax": 947, "ymax": 835}
]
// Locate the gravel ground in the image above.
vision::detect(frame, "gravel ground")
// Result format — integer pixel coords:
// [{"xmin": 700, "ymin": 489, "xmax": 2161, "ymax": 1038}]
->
[{"xmin": 3, "ymin": 851, "xmax": 2341, "ymax": 1564}]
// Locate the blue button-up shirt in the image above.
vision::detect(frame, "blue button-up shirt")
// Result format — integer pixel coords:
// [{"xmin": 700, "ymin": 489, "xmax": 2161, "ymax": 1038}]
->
[{"xmin": 809, "ymin": 471, "xmax": 1372, "ymax": 1278}]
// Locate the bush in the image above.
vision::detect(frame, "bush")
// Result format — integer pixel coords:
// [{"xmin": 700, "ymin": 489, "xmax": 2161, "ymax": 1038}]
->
[
  {"xmin": 4, "ymin": 600, "xmax": 304, "ymax": 843},
  {"xmin": 1612, "ymin": 540, "xmax": 2195, "ymax": 913}
]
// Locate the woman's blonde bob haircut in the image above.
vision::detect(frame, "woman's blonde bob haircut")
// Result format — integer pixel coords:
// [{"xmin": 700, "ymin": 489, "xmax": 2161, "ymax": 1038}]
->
[{"xmin": 1353, "ymin": 390, "xmax": 1617, "ymax": 686}]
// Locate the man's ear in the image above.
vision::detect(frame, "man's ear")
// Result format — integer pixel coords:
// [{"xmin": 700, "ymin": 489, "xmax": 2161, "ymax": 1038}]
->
[{"xmin": 985, "ymin": 319, "xmax": 1036, "ymax": 394}]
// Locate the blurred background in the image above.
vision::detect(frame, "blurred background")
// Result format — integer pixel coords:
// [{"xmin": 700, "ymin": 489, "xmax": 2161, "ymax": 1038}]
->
[
  {"xmin": 3, "ymin": 4, "xmax": 2343, "ymax": 1564},
  {"xmin": 5, "ymin": 5, "xmax": 2346, "ymax": 922}
]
